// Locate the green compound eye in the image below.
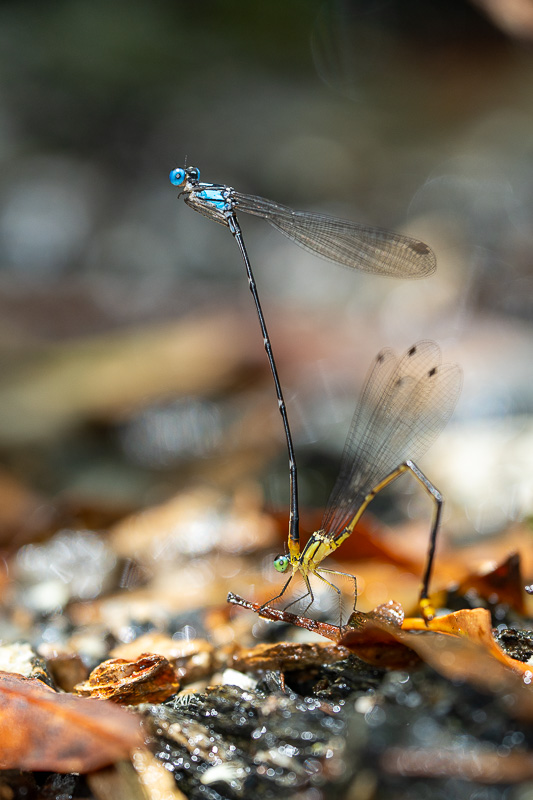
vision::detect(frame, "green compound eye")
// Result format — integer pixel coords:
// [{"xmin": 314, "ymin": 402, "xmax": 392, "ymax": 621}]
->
[{"xmin": 273, "ymin": 554, "xmax": 290, "ymax": 573}]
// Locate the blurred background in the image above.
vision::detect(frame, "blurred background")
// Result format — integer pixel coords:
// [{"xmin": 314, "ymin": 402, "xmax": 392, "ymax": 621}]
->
[{"xmin": 0, "ymin": 0, "xmax": 532, "ymax": 569}]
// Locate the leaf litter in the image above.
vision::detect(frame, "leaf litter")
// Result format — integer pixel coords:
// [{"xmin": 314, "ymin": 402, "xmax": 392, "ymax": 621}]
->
[{"xmin": 0, "ymin": 479, "xmax": 533, "ymax": 798}]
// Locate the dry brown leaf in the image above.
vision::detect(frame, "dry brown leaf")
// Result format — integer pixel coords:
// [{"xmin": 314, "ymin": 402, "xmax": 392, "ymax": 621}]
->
[
  {"xmin": 402, "ymin": 607, "xmax": 496, "ymax": 636},
  {"xmin": 403, "ymin": 607, "xmax": 533, "ymax": 676},
  {"xmin": 46, "ymin": 653, "xmax": 89, "ymax": 693},
  {"xmin": 230, "ymin": 642, "xmax": 352, "ymax": 672},
  {"xmin": 402, "ymin": 553, "xmax": 527, "ymax": 621},
  {"xmin": 438, "ymin": 523, "xmax": 533, "ymax": 590},
  {"xmin": 342, "ymin": 609, "xmax": 533, "ymax": 720},
  {"xmin": 111, "ymin": 634, "xmax": 218, "ymax": 685},
  {"xmin": 0, "ymin": 670, "xmax": 142, "ymax": 772},
  {"xmin": 74, "ymin": 654, "xmax": 179, "ymax": 704},
  {"xmin": 454, "ymin": 552, "xmax": 526, "ymax": 613},
  {"xmin": 337, "ymin": 612, "xmax": 421, "ymax": 669}
]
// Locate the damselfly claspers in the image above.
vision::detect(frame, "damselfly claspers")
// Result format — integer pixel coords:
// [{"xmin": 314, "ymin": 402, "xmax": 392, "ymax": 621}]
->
[
  {"xmin": 169, "ymin": 165, "xmax": 436, "ymax": 568},
  {"xmin": 270, "ymin": 341, "xmax": 461, "ymax": 623}
]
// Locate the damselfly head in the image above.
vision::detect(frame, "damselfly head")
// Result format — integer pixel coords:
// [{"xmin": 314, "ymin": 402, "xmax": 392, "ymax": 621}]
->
[
  {"xmin": 273, "ymin": 554, "xmax": 290, "ymax": 573},
  {"xmin": 169, "ymin": 166, "xmax": 201, "ymax": 187},
  {"xmin": 169, "ymin": 167, "xmax": 186, "ymax": 186}
]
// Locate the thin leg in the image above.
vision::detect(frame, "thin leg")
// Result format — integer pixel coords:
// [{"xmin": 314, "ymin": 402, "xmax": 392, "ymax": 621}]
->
[
  {"xmin": 283, "ymin": 574, "xmax": 314, "ymax": 614},
  {"xmin": 316, "ymin": 567, "xmax": 357, "ymax": 609},
  {"xmin": 340, "ymin": 460, "xmax": 443, "ymax": 621},
  {"xmin": 315, "ymin": 567, "xmax": 357, "ymax": 628},
  {"xmin": 259, "ymin": 573, "xmax": 295, "ymax": 610},
  {"xmin": 227, "ymin": 213, "xmax": 300, "ymax": 558},
  {"xmin": 404, "ymin": 460, "xmax": 442, "ymax": 620}
]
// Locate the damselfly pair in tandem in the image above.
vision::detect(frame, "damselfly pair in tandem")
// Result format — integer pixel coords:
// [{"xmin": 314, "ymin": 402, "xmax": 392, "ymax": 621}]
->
[{"xmin": 170, "ymin": 166, "xmax": 461, "ymax": 624}]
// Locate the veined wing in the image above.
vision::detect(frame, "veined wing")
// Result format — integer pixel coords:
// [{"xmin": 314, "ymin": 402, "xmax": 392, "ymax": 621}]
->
[
  {"xmin": 320, "ymin": 341, "xmax": 462, "ymax": 537},
  {"xmin": 233, "ymin": 191, "xmax": 435, "ymax": 279}
]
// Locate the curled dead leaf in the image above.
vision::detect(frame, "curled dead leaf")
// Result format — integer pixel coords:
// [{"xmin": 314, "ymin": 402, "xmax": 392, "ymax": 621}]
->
[
  {"xmin": 403, "ymin": 607, "xmax": 533, "ymax": 676},
  {"xmin": 74, "ymin": 654, "xmax": 179, "ymax": 704},
  {"xmin": 451, "ymin": 552, "xmax": 526, "ymax": 614},
  {"xmin": 110, "ymin": 634, "xmax": 217, "ymax": 685}
]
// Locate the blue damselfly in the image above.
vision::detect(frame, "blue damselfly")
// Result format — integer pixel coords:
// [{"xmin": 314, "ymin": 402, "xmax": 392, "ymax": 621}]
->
[{"xmin": 169, "ymin": 166, "xmax": 436, "ymax": 564}]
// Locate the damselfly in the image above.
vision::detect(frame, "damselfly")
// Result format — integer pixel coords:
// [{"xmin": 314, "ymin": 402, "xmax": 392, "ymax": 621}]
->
[
  {"xmin": 169, "ymin": 165, "xmax": 436, "ymax": 562},
  {"xmin": 270, "ymin": 341, "xmax": 461, "ymax": 624}
]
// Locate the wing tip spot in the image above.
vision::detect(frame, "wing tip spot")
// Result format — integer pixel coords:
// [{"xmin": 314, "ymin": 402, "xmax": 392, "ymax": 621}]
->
[{"xmin": 410, "ymin": 241, "xmax": 431, "ymax": 256}]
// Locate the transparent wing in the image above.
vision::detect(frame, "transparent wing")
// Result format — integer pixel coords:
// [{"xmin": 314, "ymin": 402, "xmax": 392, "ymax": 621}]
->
[
  {"xmin": 233, "ymin": 191, "xmax": 435, "ymax": 279},
  {"xmin": 320, "ymin": 341, "xmax": 462, "ymax": 536}
]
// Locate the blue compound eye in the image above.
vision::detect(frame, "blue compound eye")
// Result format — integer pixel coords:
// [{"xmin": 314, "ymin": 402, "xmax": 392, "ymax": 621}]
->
[
  {"xmin": 273, "ymin": 554, "xmax": 290, "ymax": 573},
  {"xmin": 169, "ymin": 168, "xmax": 186, "ymax": 186}
]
